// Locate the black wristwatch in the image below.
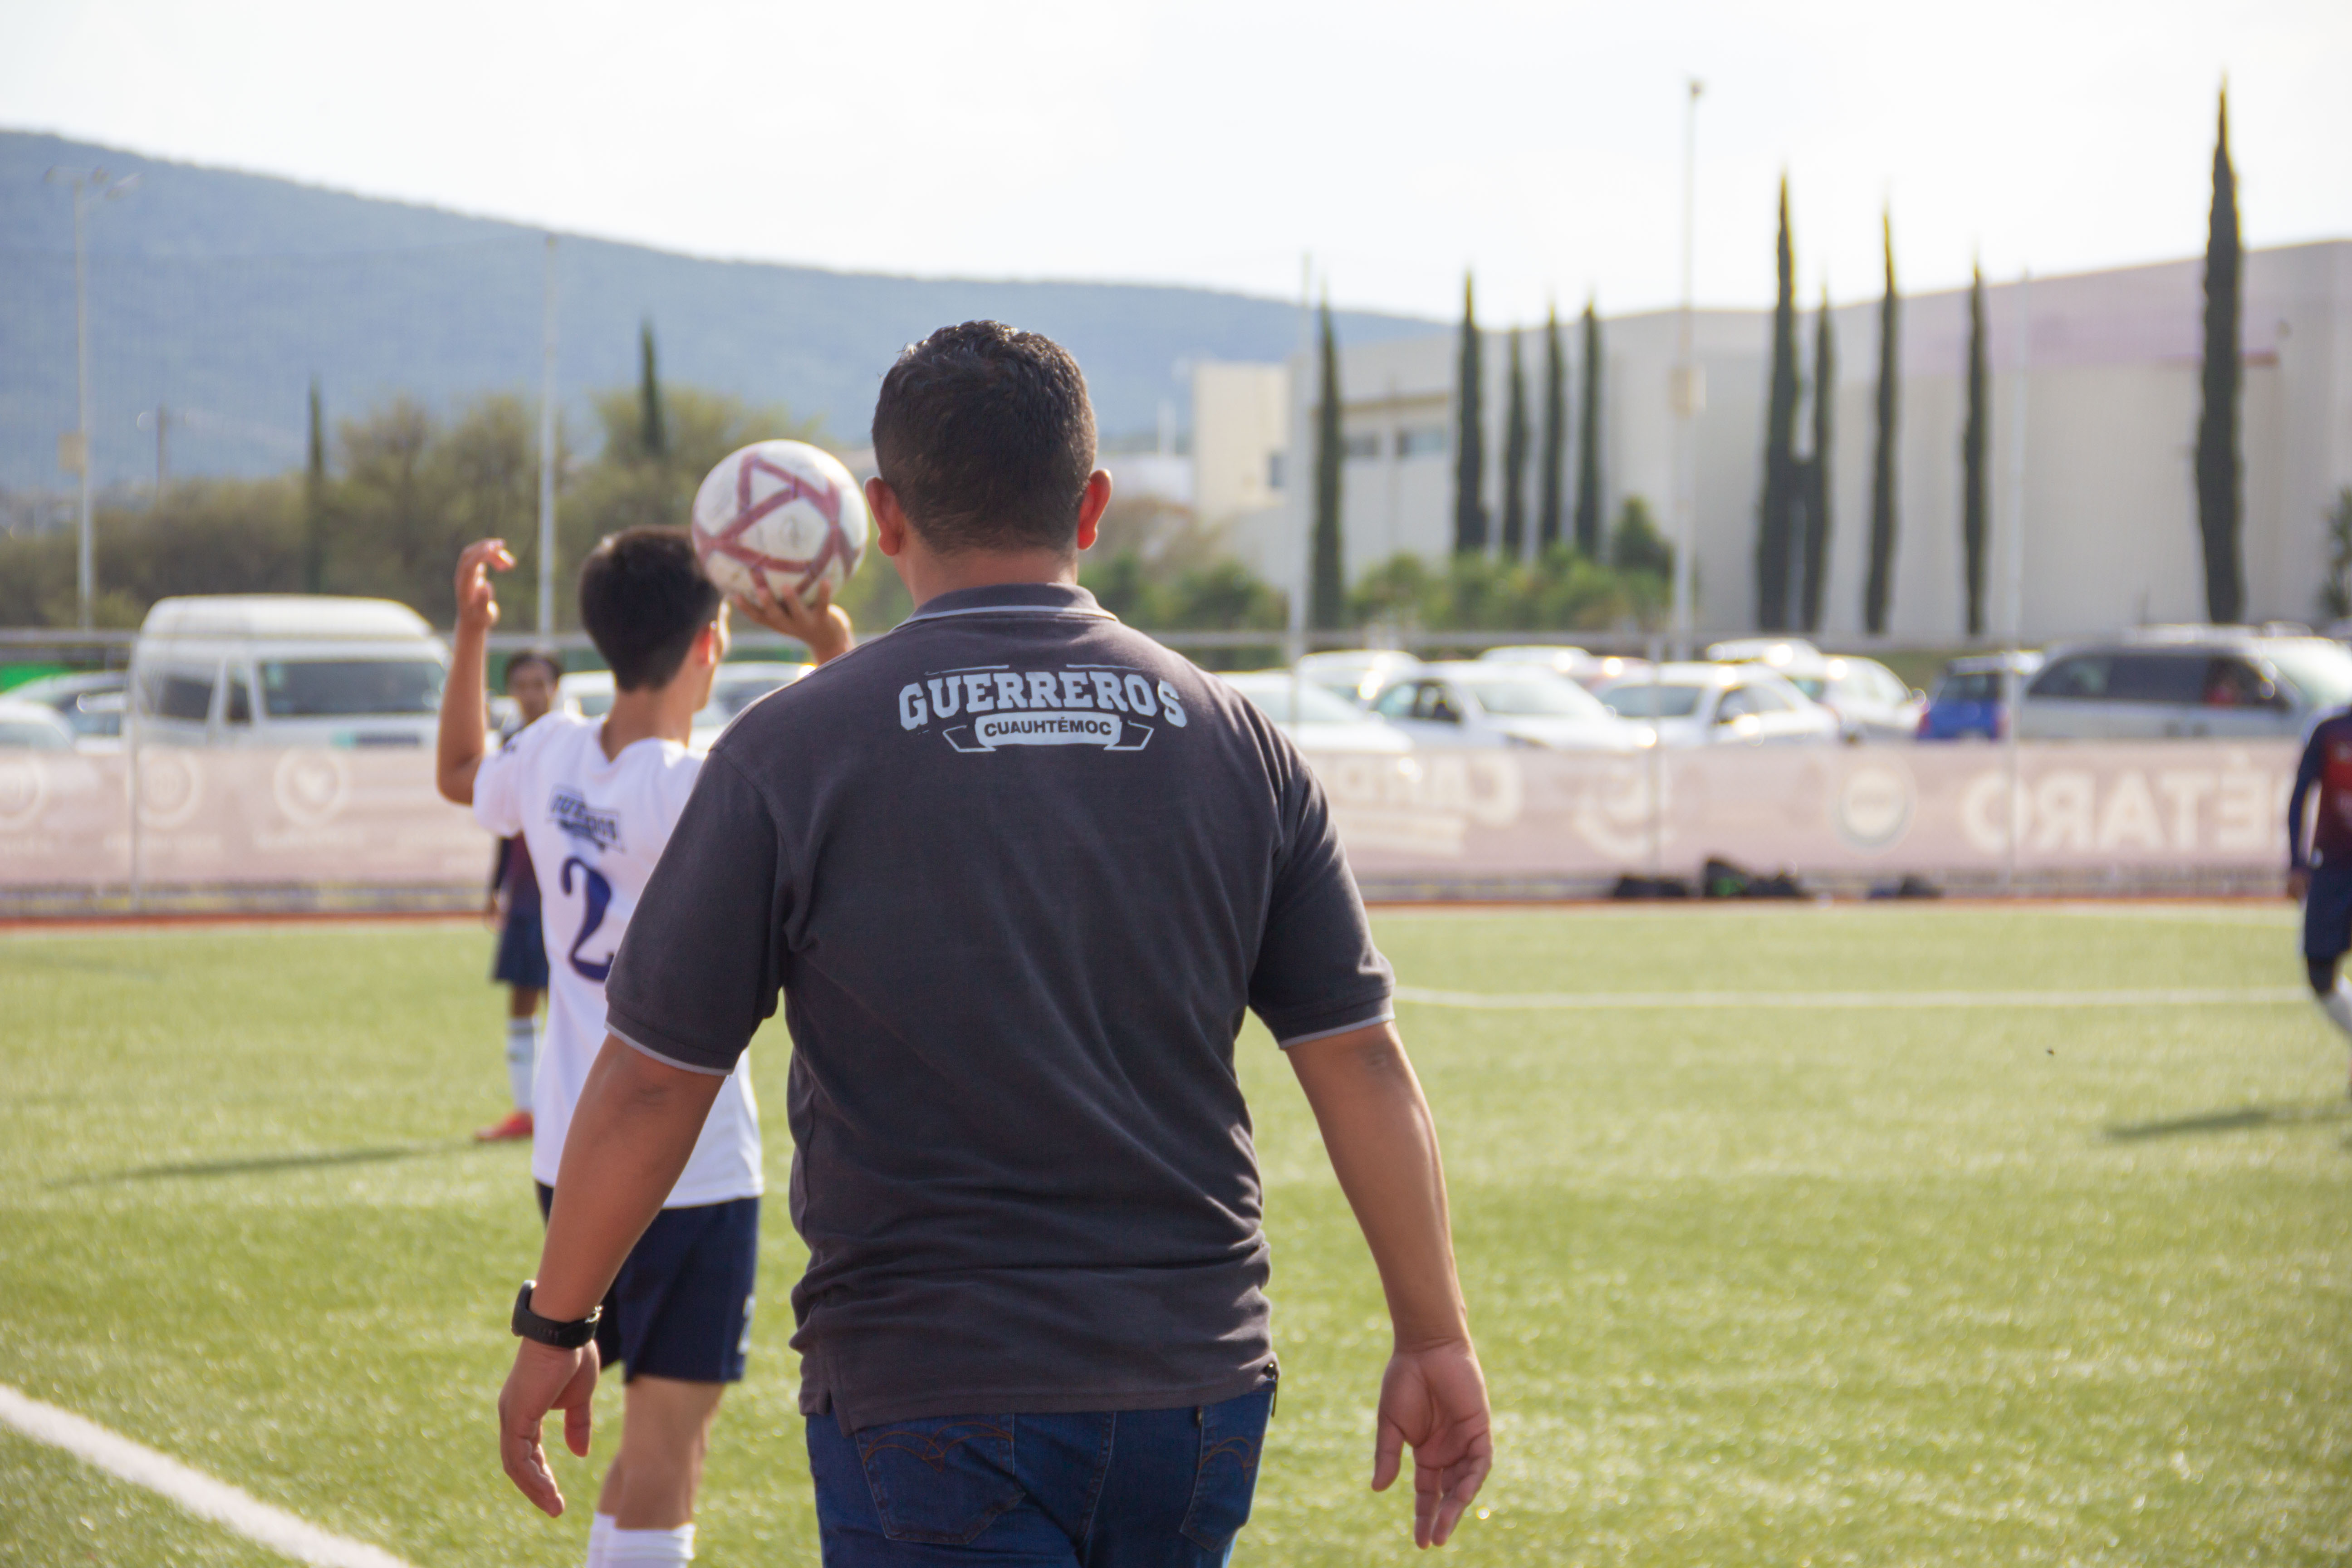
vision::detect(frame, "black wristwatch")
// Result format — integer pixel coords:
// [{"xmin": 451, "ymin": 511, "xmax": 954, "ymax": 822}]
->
[{"xmin": 511, "ymin": 1281, "xmax": 601, "ymax": 1350}]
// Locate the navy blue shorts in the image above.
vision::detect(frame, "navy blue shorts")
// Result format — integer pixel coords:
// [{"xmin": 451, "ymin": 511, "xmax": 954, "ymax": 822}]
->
[
  {"xmin": 535, "ymin": 1182, "xmax": 758, "ymax": 1384},
  {"xmin": 2305, "ymin": 864, "xmax": 2352, "ymax": 965},
  {"xmin": 492, "ymin": 903, "xmax": 549, "ymax": 990}
]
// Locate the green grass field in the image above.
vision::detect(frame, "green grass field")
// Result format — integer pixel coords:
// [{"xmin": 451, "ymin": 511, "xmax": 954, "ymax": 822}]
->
[{"xmin": 1, "ymin": 905, "xmax": 2346, "ymax": 1566}]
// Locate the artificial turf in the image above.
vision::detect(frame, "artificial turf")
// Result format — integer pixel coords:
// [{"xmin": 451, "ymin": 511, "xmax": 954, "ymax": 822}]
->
[{"xmin": 0, "ymin": 905, "xmax": 2343, "ymax": 1565}]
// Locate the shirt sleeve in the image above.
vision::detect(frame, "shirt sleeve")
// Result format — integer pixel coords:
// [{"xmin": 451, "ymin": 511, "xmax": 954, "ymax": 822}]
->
[
  {"xmin": 604, "ymin": 751, "xmax": 789, "ymax": 1075},
  {"xmin": 1247, "ymin": 740, "xmax": 1395, "ymax": 1047},
  {"xmin": 470, "ymin": 734, "xmax": 527, "ymax": 839}
]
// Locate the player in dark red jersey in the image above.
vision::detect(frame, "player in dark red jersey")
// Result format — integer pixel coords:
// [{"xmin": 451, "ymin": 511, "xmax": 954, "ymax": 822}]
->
[{"xmin": 2288, "ymin": 707, "xmax": 2352, "ymax": 1078}]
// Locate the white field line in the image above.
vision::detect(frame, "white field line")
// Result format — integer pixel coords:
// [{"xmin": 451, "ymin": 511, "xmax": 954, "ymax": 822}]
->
[
  {"xmin": 0, "ymin": 1384, "xmax": 414, "ymax": 1568},
  {"xmin": 1393, "ymin": 985, "xmax": 2308, "ymax": 1011}
]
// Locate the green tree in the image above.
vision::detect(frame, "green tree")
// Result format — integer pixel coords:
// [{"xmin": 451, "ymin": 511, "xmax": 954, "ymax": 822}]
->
[
  {"xmin": 1755, "ymin": 177, "xmax": 1801, "ymax": 631},
  {"xmin": 1800, "ymin": 289, "xmax": 1834, "ymax": 632},
  {"xmin": 1610, "ymin": 494, "xmax": 1674, "ymax": 577},
  {"xmin": 2319, "ymin": 487, "xmax": 2352, "ymax": 622},
  {"xmin": 1574, "ymin": 301, "xmax": 1603, "ymax": 556},
  {"xmin": 638, "ymin": 321, "xmax": 668, "ymax": 461},
  {"xmin": 1961, "ymin": 265, "xmax": 1989, "ymax": 637},
  {"xmin": 2196, "ymin": 86, "xmax": 2244, "ymax": 623},
  {"xmin": 1501, "ymin": 329, "xmax": 1529, "ymax": 559},
  {"xmin": 1453, "ymin": 274, "xmax": 1486, "ymax": 553},
  {"xmin": 1310, "ymin": 299, "xmax": 1346, "ymax": 629},
  {"xmin": 303, "ymin": 378, "xmax": 328, "ymax": 593},
  {"xmin": 1539, "ymin": 305, "xmax": 1566, "ymax": 551},
  {"xmin": 1864, "ymin": 210, "xmax": 1900, "ymax": 635}
]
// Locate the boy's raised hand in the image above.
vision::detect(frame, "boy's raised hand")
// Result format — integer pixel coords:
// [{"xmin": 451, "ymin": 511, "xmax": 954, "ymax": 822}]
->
[
  {"xmin": 733, "ymin": 578, "xmax": 854, "ymax": 666},
  {"xmin": 456, "ymin": 539, "xmax": 517, "ymax": 635}
]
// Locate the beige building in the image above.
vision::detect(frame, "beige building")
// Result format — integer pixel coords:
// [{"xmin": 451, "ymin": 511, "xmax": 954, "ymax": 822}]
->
[{"xmin": 1227, "ymin": 240, "xmax": 2351, "ymax": 643}]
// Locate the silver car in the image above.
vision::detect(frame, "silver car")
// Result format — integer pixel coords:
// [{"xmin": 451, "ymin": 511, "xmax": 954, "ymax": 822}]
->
[
  {"xmin": 1592, "ymin": 663, "xmax": 1842, "ymax": 748},
  {"xmin": 2019, "ymin": 630, "xmax": 2352, "ymax": 739},
  {"xmin": 1368, "ymin": 662, "xmax": 1637, "ymax": 751}
]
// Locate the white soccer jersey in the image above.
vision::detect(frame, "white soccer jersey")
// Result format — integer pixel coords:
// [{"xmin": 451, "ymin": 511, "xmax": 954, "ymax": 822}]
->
[{"xmin": 473, "ymin": 712, "xmax": 762, "ymax": 1207}]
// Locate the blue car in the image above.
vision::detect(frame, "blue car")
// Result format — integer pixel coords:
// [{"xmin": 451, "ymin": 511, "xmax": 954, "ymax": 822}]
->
[{"xmin": 1918, "ymin": 652, "xmax": 2043, "ymax": 740}]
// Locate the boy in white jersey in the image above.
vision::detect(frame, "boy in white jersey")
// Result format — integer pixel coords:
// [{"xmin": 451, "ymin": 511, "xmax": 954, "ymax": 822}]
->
[{"xmin": 436, "ymin": 527, "xmax": 848, "ymax": 1568}]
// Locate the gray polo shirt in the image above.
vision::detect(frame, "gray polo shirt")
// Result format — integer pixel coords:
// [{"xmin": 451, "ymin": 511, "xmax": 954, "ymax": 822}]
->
[{"xmin": 604, "ymin": 582, "xmax": 1393, "ymax": 1430}]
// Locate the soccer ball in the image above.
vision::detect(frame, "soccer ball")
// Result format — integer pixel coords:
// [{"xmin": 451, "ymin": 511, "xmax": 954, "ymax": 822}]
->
[{"xmin": 689, "ymin": 441, "xmax": 869, "ymax": 604}]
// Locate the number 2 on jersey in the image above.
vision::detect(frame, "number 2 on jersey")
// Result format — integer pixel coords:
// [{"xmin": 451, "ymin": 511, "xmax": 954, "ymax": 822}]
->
[{"xmin": 560, "ymin": 856, "xmax": 615, "ymax": 982}]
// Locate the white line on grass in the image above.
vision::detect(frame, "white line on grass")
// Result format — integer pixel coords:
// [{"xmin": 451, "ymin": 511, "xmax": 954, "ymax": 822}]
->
[
  {"xmin": 1394, "ymin": 985, "xmax": 2308, "ymax": 1010},
  {"xmin": 0, "ymin": 1384, "xmax": 414, "ymax": 1568}
]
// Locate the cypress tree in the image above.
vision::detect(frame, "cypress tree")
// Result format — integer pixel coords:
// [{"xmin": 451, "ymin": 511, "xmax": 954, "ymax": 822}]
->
[
  {"xmin": 1501, "ymin": 330, "xmax": 1529, "ymax": 558},
  {"xmin": 1864, "ymin": 210, "xmax": 1900, "ymax": 635},
  {"xmin": 1961, "ymin": 265, "xmax": 1989, "ymax": 637},
  {"xmin": 1538, "ymin": 304, "xmax": 1566, "ymax": 550},
  {"xmin": 1311, "ymin": 299, "xmax": 1347, "ymax": 630},
  {"xmin": 2196, "ymin": 86, "xmax": 2243, "ymax": 623},
  {"xmin": 1574, "ymin": 300, "xmax": 1603, "ymax": 556},
  {"xmin": 638, "ymin": 320, "xmax": 668, "ymax": 461},
  {"xmin": 1754, "ymin": 178, "xmax": 1801, "ymax": 630},
  {"xmin": 1452, "ymin": 274, "xmax": 1486, "ymax": 553},
  {"xmin": 303, "ymin": 378, "xmax": 327, "ymax": 593},
  {"xmin": 1800, "ymin": 289, "xmax": 1834, "ymax": 632}
]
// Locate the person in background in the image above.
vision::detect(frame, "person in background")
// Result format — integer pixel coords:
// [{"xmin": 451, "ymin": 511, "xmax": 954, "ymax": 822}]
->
[
  {"xmin": 2288, "ymin": 701, "xmax": 2352, "ymax": 1093},
  {"xmin": 478, "ymin": 649, "xmax": 563, "ymax": 1143}
]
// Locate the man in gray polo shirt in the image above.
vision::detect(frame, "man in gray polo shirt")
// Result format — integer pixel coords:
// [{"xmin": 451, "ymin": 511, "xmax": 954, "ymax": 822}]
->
[{"xmin": 496, "ymin": 321, "xmax": 1491, "ymax": 1563}]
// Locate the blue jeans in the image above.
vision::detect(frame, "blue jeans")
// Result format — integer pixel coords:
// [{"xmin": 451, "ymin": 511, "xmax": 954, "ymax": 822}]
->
[{"xmin": 806, "ymin": 1384, "xmax": 1274, "ymax": 1566}]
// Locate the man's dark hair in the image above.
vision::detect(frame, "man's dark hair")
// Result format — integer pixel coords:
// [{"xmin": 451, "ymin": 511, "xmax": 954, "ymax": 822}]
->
[
  {"xmin": 577, "ymin": 528, "xmax": 722, "ymax": 691},
  {"xmin": 871, "ymin": 321, "xmax": 1097, "ymax": 555},
  {"xmin": 504, "ymin": 649, "xmax": 564, "ymax": 687}
]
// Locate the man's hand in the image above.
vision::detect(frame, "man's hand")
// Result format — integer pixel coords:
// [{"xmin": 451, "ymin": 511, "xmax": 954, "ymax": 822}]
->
[
  {"xmin": 496, "ymin": 1337, "xmax": 598, "ymax": 1517},
  {"xmin": 1373, "ymin": 1339, "xmax": 1493, "ymax": 1549},
  {"xmin": 456, "ymin": 539, "xmax": 515, "ymax": 636},
  {"xmin": 2289, "ymin": 867, "xmax": 2310, "ymax": 902},
  {"xmin": 732, "ymin": 579, "xmax": 853, "ymax": 665}
]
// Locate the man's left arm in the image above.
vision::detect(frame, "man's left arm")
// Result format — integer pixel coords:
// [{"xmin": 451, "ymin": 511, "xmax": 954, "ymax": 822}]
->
[{"xmin": 497, "ymin": 1039, "xmax": 723, "ymax": 1518}]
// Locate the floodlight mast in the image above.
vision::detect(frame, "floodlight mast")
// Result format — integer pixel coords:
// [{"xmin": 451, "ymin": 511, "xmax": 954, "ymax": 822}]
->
[
  {"xmin": 46, "ymin": 167, "xmax": 139, "ymax": 630},
  {"xmin": 1668, "ymin": 80, "xmax": 1703, "ymax": 661}
]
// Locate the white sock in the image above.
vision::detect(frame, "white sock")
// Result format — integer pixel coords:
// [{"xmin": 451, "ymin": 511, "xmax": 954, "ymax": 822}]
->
[
  {"xmin": 2325, "ymin": 980, "xmax": 2352, "ymax": 1044},
  {"xmin": 584, "ymin": 1513, "xmax": 615, "ymax": 1568},
  {"xmin": 505, "ymin": 1016, "xmax": 539, "ymax": 1112},
  {"xmin": 605, "ymin": 1524, "xmax": 694, "ymax": 1565}
]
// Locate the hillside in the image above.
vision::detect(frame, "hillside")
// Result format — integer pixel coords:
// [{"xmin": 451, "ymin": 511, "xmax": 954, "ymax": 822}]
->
[{"xmin": 0, "ymin": 131, "xmax": 1433, "ymax": 493}]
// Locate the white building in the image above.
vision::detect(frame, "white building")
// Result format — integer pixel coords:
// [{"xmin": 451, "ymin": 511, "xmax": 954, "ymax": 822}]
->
[{"xmin": 1230, "ymin": 240, "xmax": 2352, "ymax": 643}]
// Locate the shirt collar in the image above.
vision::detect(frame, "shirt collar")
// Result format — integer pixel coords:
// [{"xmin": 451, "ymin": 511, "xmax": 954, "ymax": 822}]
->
[{"xmin": 903, "ymin": 582, "xmax": 1116, "ymax": 623}]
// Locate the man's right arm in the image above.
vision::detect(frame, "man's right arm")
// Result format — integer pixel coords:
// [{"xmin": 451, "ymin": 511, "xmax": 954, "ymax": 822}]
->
[
  {"xmin": 1288, "ymin": 1020, "xmax": 1491, "ymax": 1549},
  {"xmin": 436, "ymin": 539, "xmax": 512, "ymax": 806},
  {"xmin": 2288, "ymin": 721, "xmax": 2329, "ymax": 899}
]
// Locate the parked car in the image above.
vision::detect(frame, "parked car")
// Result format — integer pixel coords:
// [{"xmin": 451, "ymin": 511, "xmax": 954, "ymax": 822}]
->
[
  {"xmin": 693, "ymin": 661, "xmax": 813, "ymax": 750},
  {"xmin": 1592, "ymin": 663, "xmax": 1842, "ymax": 748},
  {"xmin": 1367, "ymin": 662, "xmax": 1637, "ymax": 751},
  {"xmin": 1479, "ymin": 645, "xmax": 1653, "ymax": 692},
  {"xmin": 5, "ymin": 670, "xmax": 127, "ymax": 750},
  {"xmin": 1295, "ymin": 649, "xmax": 1422, "ymax": 706},
  {"xmin": 1919, "ymin": 652, "xmax": 2043, "ymax": 740},
  {"xmin": 131, "ymin": 596, "xmax": 447, "ymax": 749},
  {"xmin": 2018, "ymin": 629, "xmax": 2352, "ymax": 739},
  {"xmin": 0, "ymin": 698, "xmax": 76, "ymax": 750},
  {"xmin": 1219, "ymin": 671, "xmax": 1411, "ymax": 752}
]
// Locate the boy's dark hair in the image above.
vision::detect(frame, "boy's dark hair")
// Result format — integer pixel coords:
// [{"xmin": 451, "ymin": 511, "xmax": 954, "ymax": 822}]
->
[
  {"xmin": 504, "ymin": 649, "xmax": 564, "ymax": 686},
  {"xmin": 577, "ymin": 529, "xmax": 722, "ymax": 691},
  {"xmin": 871, "ymin": 321, "xmax": 1096, "ymax": 555}
]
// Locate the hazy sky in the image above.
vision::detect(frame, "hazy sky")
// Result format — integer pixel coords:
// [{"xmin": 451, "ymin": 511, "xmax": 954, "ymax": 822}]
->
[{"xmin": 6, "ymin": 0, "xmax": 2346, "ymax": 323}]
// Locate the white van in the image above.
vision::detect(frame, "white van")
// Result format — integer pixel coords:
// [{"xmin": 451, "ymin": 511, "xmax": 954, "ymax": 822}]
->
[{"xmin": 132, "ymin": 596, "xmax": 448, "ymax": 749}]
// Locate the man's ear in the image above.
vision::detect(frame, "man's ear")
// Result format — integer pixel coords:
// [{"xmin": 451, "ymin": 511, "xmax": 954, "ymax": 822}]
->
[
  {"xmin": 867, "ymin": 477, "xmax": 910, "ymax": 559},
  {"xmin": 1074, "ymin": 469, "xmax": 1113, "ymax": 554}
]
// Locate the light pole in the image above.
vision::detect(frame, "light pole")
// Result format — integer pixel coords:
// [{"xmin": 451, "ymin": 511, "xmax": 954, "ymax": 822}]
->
[
  {"xmin": 46, "ymin": 166, "xmax": 140, "ymax": 630},
  {"xmin": 1668, "ymin": 80, "xmax": 1704, "ymax": 660},
  {"xmin": 537, "ymin": 234, "xmax": 560, "ymax": 639}
]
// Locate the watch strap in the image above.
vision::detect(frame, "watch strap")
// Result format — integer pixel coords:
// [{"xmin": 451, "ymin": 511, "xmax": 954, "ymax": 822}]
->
[{"xmin": 511, "ymin": 1281, "xmax": 601, "ymax": 1350}]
